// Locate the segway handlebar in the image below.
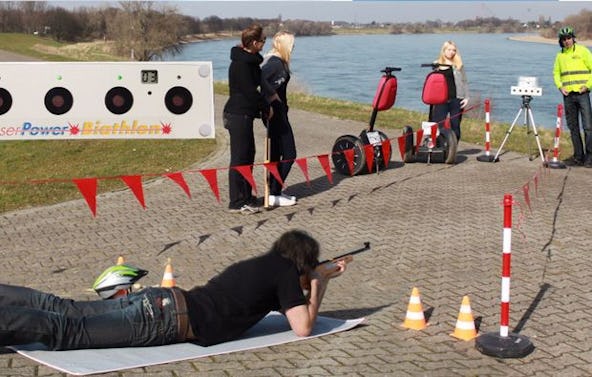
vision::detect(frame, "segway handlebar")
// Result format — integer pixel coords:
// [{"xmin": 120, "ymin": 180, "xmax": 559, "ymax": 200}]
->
[
  {"xmin": 318, "ymin": 242, "xmax": 371, "ymax": 265},
  {"xmin": 382, "ymin": 67, "xmax": 402, "ymax": 74},
  {"xmin": 421, "ymin": 63, "xmax": 453, "ymax": 69}
]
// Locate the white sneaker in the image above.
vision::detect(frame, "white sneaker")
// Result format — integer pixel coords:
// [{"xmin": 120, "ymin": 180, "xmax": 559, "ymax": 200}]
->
[
  {"xmin": 281, "ymin": 192, "xmax": 297, "ymax": 201},
  {"xmin": 268, "ymin": 194, "xmax": 296, "ymax": 207}
]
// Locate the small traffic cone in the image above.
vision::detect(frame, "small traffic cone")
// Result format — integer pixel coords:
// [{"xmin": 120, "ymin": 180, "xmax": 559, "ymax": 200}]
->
[
  {"xmin": 401, "ymin": 287, "xmax": 427, "ymax": 330},
  {"xmin": 451, "ymin": 295, "xmax": 478, "ymax": 341},
  {"xmin": 160, "ymin": 258, "xmax": 176, "ymax": 288},
  {"xmin": 116, "ymin": 256, "xmax": 125, "ymax": 265}
]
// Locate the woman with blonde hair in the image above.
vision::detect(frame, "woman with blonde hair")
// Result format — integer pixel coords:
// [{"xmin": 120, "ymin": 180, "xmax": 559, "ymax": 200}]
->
[
  {"xmin": 431, "ymin": 40, "xmax": 469, "ymax": 142},
  {"xmin": 261, "ymin": 31, "xmax": 298, "ymax": 207}
]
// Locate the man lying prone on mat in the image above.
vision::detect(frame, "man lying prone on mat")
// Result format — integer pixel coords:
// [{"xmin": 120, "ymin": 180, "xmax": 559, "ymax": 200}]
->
[{"xmin": 0, "ymin": 229, "xmax": 350, "ymax": 350}]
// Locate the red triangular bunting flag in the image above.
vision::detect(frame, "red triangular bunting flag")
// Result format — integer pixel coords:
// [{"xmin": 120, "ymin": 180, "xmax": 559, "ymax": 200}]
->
[
  {"xmin": 533, "ymin": 173, "xmax": 539, "ymax": 196},
  {"xmin": 397, "ymin": 135, "xmax": 406, "ymax": 161},
  {"xmin": 317, "ymin": 154, "xmax": 333, "ymax": 184},
  {"xmin": 232, "ymin": 165, "xmax": 257, "ymax": 194},
  {"xmin": 295, "ymin": 158, "xmax": 311, "ymax": 186},
  {"xmin": 165, "ymin": 172, "xmax": 191, "ymax": 199},
  {"xmin": 364, "ymin": 144, "xmax": 374, "ymax": 173},
  {"xmin": 522, "ymin": 183, "xmax": 532, "ymax": 213},
  {"xmin": 343, "ymin": 148, "xmax": 355, "ymax": 176},
  {"xmin": 73, "ymin": 178, "xmax": 97, "ymax": 217},
  {"xmin": 381, "ymin": 139, "xmax": 391, "ymax": 169},
  {"xmin": 416, "ymin": 129, "xmax": 424, "ymax": 153},
  {"xmin": 264, "ymin": 162, "xmax": 284, "ymax": 188},
  {"xmin": 199, "ymin": 169, "xmax": 220, "ymax": 202},
  {"xmin": 121, "ymin": 175, "xmax": 146, "ymax": 209}
]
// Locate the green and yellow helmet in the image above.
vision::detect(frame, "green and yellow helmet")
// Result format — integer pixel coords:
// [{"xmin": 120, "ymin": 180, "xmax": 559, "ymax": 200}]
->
[
  {"xmin": 558, "ymin": 26, "xmax": 575, "ymax": 39},
  {"xmin": 558, "ymin": 26, "xmax": 576, "ymax": 48},
  {"xmin": 93, "ymin": 264, "xmax": 148, "ymax": 299}
]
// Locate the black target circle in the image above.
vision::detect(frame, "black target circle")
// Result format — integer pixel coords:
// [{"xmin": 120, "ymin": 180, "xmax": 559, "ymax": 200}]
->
[
  {"xmin": 105, "ymin": 86, "xmax": 134, "ymax": 115},
  {"xmin": 44, "ymin": 87, "xmax": 73, "ymax": 115},
  {"xmin": 165, "ymin": 86, "xmax": 193, "ymax": 115},
  {"xmin": 0, "ymin": 88, "xmax": 12, "ymax": 115}
]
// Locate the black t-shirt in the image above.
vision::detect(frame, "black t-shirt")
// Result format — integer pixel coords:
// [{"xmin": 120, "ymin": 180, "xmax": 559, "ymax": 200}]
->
[
  {"xmin": 440, "ymin": 67, "xmax": 457, "ymax": 100},
  {"xmin": 183, "ymin": 252, "xmax": 307, "ymax": 346}
]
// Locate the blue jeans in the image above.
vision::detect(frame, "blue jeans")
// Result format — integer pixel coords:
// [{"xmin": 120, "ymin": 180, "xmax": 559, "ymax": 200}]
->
[
  {"xmin": 431, "ymin": 98, "xmax": 463, "ymax": 141},
  {"xmin": 563, "ymin": 92, "xmax": 592, "ymax": 162},
  {"xmin": 0, "ymin": 284, "xmax": 180, "ymax": 350}
]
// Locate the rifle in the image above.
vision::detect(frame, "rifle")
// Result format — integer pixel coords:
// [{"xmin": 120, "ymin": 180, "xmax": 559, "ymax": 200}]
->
[
  {"xmin": 318, "ymin": 241, "xmax": 371, "ymax": 265},
  {"xmin": 300, "ymin": 242, "xmax": 371, "ymax": 291}
]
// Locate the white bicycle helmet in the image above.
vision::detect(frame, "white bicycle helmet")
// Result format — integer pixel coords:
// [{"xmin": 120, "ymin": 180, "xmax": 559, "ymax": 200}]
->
[{"xmin": 93, "ymin": 264, "xmax": 148, "ymax": 299}]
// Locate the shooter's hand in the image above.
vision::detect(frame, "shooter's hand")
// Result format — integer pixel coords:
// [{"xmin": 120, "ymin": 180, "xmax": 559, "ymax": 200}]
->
[
  {"xmin": 313, "ymin": 256, "xmax": 351, "ymax": 281},
  {"xmin": 460, "ymin": 98, "xmax": 469, "ymax": 109}
]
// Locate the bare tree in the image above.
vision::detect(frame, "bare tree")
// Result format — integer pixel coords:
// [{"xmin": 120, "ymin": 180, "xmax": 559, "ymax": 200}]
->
[{"xmin": 106, "ymin": 1, "xmax": 189, "ymax": 61}]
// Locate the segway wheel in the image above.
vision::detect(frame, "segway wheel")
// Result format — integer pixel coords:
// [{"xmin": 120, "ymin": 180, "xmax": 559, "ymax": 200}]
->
[
  {"xmin": 332, "ymin": 135, "xmax": 366, "ymax": 176},
  {"xmin": 359, "ymin": 130, "xmax": 392, "ymax": 172},
  {"xmin": 438, "ymin": 128, "xmax": 458, "ymax": 164},
  {"xmin": 402, "ymin": 125, "xmax": 415, "ymax": 163}
]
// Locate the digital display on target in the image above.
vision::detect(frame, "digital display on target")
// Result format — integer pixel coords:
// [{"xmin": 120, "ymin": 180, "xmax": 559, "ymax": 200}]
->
[{"xmin": 141, "ymin": 70, "xmax": 158, "ymax": 84}]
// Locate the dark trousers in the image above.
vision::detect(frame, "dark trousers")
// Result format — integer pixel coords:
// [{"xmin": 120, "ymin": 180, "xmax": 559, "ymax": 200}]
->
[
  {"xmin": 224, "ymin": 112, "xmax": 256, "ymax": 209},
  {"xmin": 563, "ymin": 92, "xmax": 592, "ymax": 162},
  {"xmin": 268, "ymin": 102, "xmax": 296, "ymax": 196},
  {"xmin": 431, "ymin": 98, "xmax": 463, "ymax": 141},
  {"xmin": 0, "ymin": 284, "xmax": 179, "ymax": 350}
]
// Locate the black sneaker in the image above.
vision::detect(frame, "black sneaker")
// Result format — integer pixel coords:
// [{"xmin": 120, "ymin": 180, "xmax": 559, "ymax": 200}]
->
[
  {"xmin": 563, "ymin": 156, "xmax": 584, "ymax": 166},
  {"xmin": 585, "ymin": 159, "xmax": 592, "ymax": 168}
]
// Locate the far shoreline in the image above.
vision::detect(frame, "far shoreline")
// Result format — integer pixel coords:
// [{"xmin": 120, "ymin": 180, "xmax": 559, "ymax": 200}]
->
[{"xmin": 508, "ymin": 33, "xmax": 592, "ymax": 47}]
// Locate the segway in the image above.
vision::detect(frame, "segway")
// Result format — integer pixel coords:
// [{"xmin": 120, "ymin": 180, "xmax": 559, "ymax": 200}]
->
[
  {"xmin": 402, "ymin": 63, "xmax": 458, "ymax": 164},
  {"xmin": 331, "ymin": 66, "xmax": 400, "ymax": 176}
]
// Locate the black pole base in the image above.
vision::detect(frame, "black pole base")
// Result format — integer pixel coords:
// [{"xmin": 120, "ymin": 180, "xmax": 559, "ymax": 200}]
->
[
  {"xmin": 476, "ymin": 154, "xmax": 496, "ymax": 162},
  {"xmin": 544, "ymin": 160, "xmax": 567, "ymax": 169},
  {"xmin": 475, "ymin": 332, "xmax": 535, "ymax": 358}
]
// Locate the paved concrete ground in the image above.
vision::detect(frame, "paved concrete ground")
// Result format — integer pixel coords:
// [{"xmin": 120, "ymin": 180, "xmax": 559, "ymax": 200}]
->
[{"xmin": 1, "ymin": 54, "xmax": 592, "ymax": 376}]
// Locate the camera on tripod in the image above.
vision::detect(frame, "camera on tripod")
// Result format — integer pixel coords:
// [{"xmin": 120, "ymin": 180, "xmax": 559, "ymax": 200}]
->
[{"xmin": 510, "ymin": 76, "xmax": 542, "ymax": 97}]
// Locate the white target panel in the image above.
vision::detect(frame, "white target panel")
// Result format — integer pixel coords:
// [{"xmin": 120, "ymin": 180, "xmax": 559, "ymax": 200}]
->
[{"xmin": 0, "ymin": 61, "xmax": 214, "ymax": 140}]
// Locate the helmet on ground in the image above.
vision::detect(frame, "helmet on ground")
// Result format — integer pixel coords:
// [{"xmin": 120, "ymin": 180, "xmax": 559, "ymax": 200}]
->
[{"xmin": 93, "ymin": 264, "xmax": 148, "ymax": 299}]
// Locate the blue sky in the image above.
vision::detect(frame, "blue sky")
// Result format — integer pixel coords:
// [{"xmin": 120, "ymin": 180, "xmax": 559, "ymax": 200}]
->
[{"xmin": 50, "ymin": 1, "xmax": 591, "ymax": 23}]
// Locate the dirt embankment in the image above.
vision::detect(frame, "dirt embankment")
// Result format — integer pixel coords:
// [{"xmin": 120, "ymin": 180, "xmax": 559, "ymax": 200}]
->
[{"xmin": 508, "ymin": 34, "xmax": 592, "ymax": 47}]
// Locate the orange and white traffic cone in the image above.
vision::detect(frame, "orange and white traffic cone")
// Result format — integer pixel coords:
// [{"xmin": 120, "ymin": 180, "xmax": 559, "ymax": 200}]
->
[
  {"xmin": 160, "ymin": 258, "xmax": 176, "ymax": 288},
  {"xmin": 401, "ymin": 287, "xmax": 427, "ymax": 330},
  {"xmin": 451, "ymin": 295, "xmax": 478, "ymax": 341},
  {"xmin": 116, "ymin": 256, "xmax": 125, "ymax": 265}
]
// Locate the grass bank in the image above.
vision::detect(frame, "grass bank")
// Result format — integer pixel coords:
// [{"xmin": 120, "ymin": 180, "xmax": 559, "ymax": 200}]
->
[{"xmin": 0, "ymin": 34, "xmax": 572, "ymax": 214}]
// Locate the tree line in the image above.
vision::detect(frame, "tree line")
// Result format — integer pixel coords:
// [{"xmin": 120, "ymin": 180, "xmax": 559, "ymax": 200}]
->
[{"xmin": 1, "ymin": 1, "xmax": 589, "ymax": 61}]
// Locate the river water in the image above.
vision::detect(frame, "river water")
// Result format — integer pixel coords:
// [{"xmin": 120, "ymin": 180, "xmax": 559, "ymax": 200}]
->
[{"xmin": 167, "ymin": 33, "xmax": 563, "ymax": 129}]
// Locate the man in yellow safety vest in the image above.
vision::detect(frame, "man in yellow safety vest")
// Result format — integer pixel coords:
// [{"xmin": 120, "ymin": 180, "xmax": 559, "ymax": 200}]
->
[{"xmin": 553, "ymin": 26, "xmax": 592, "ymax": 167}]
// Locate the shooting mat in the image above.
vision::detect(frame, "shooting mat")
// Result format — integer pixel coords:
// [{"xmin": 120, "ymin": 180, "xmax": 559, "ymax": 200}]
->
[{"xmin": 10, "ymin": 312, "xmax": 365, "ymax": 375}]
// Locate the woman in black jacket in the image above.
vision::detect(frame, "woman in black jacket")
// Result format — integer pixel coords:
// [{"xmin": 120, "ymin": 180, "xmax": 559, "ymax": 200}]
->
[
  {"xmin": 261, "ymin": 31, "xmax": 297, "ymax": 207},
  {"xmin": 223, "ymin": 24, "xmax": 270, "ymax": 214}
]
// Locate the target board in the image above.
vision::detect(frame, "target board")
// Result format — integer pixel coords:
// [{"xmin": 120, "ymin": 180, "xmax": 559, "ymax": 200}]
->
[{"xmin": 0, "ymin": 61, "xmax": 215, "ymax": 140}]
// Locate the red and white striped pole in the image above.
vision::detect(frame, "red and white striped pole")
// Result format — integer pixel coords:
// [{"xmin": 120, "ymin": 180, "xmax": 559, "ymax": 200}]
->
[
  {"xmin": 477, "ymin": 99, "xmax": 495, "ymax": 162},
  {"xmin": 476, "ymin": 194, "xmax": 534, "ymax": 358},
  {"xmin": 500, "ymin": 193, "xmax": 512, "ymax": 337},
  {"xmin": 545, "ymin": 104, "xmax": 566, "ymax": 169}
]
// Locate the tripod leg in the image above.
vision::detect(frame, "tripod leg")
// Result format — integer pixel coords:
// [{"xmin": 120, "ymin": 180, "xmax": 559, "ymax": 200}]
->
[
  {"xmin": 493, "ymin": 108, "xmax": 523, "ymax": 161},
  {"xmin": 527, "ymin": 108, "xmax": 546, "ymax": 163}
]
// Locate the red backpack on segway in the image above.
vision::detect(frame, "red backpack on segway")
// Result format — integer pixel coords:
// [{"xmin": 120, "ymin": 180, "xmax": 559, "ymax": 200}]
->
[
  {"xmin": 402, "ymin": 63, "xmax": 458, "ymax": 164},
  {"xmin": 331, "ymin": 66, "xmax": 400, "ymax": 176}
]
